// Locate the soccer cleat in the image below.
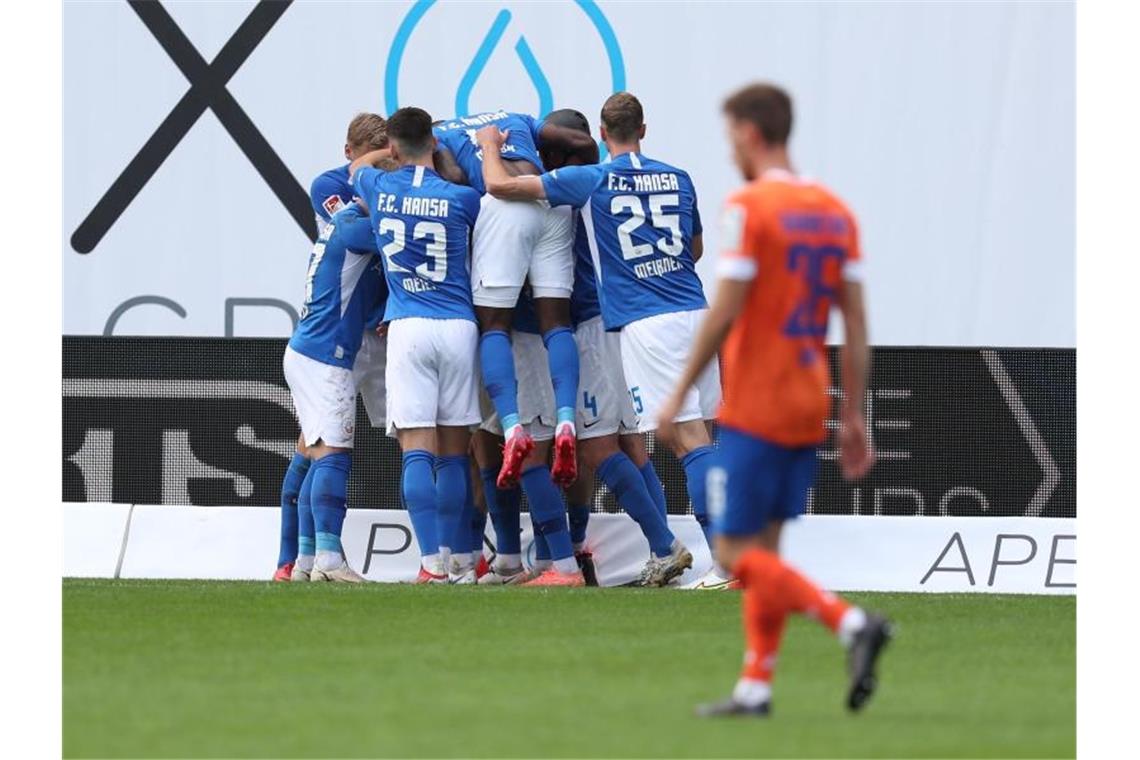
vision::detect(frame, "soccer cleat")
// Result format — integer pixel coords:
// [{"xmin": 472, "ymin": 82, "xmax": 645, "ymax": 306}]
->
[
  {"xmin": 575, "ymin": 550, "xmax": 599, "ymax": 587},
  {"xmin": 496, "ymin": 429, "xmax": 535, "ymax": 489},
  {"xmin": 450, "ymin": 569, "xmax": 477, "ymax": 585},
  {"xmin": 521, "ymin": 568, "xmax": 585, "ymax": 587},
  {"xmin": 273, "ymin": 562, "xmax": 294, "ymax": 582},
  {"xmin": 846, "ymin": 614, "xmax": 894, "ymax": 712},
  {"xmin": 414, "ymin": 565, "xmax": 449, "ymax": 584},
  {"xmin": 681, "ymin": 567, "xmax": 740, "ymax": 590},
  {"xmin": 694, "ymin": 697, "xmax": 771, "ymax": 718},
  {"xmin": 550, "ymin": 423, "xmax": 578, "ymax": 487},
  {"xmin": 637, "ymin": 545, "xmax": 694, "ymax": 587},
  {"xmin": 310, "ymin": 561, "xmax": 366, "ymax": 583},
  {"xmin": 290, "ymin": 563, "xmax": 311, "ymax": 583},
  {"xmin": 477, "ymin": 563, "xmax": 528, "ymax": 585},
  {"xmin": 475, "ymin": 554, "xmax": 491, "ymax": 579}
]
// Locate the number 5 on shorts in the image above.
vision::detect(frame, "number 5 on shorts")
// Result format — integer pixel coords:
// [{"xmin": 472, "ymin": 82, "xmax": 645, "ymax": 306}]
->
[{"xmin": 629, "ymin": 386, "xmax": 644, "ymax": 415}]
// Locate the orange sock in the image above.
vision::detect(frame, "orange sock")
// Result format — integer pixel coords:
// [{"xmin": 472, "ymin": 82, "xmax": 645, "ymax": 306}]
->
[
  {"xmin": 740, "ymin": 585, "xmax": 787, "ymax": 682},
  {"xmin": 734, "ymin": 547, "xmax": 852, "ymax": 635}
]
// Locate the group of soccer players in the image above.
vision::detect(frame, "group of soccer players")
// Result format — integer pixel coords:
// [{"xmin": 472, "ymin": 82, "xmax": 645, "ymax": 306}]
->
[{"xmin": 273, "ymin": 84, "xmax": 892, "ymax": 714}]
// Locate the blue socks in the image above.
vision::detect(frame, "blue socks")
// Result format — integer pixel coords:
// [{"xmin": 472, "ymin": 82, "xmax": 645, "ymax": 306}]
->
[
  {"xmin": 278, "ymin": 453, "xmax": 310, "ymax": 566},
  {"xmin": 402, "ymin": 450, "xmax": 439, "ymax": 557},
  {"xmin": 520, "ymin": 465, "xmax": 575, "ymax": 564},
  {"xmin": 312, "ymin": 452, "xmax": 351, "ymax": 559},
  {"xmin": 599, "ymin": 452, "xmax": 676, "ymax": 557},
  {"xmin": 542, "ymin": 326, "xmax": 579, "ymax": 427},
  {"xmin": 483, "ymin": 467, "xmax": 521, "ymax": 555},
  {"xmin": 471, "ymin": 504, "xmax": 487, "ymax": 556},
  {"xmin": 297, "ymin": 463, "xmax": 316, "ymax": 559},
  {"xmin": 479, "ymin": 330, "xmax": 520, "ymax": 431},
  {"xmin": 639, "ymin": 460, "xmax": 669, "ymax": 520},
  {"xmin": 681, "ymin": 446, "xmax": 716, "ymax": 549},
  {"xmin": 435, "ymin": 455, "xmax": 467, "ymax": 558},
  {"xmin": 568, "ymin": 502, "xmax": 591, "ymax": 549}
]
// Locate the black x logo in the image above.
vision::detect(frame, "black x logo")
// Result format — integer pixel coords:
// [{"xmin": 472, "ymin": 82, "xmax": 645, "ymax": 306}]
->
[{"xmin": 71, "ymin": 0, "xmax": 316, "ymax": 254}]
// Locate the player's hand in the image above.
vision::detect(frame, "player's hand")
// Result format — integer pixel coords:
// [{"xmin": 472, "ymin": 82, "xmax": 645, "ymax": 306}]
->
[
  {"xmin": 655, "ymin": 394, "xmax": 684, "ymax": 449},
  {"xmin": 375, "ymin": 322, "xmax": 389, "ymax": 338},
  {"xmin": 838, "ymin": 408, "xmax": 876, "ymax": 480},
  {"xmin": 475, "ymin": 125, "xmax": 507, "ymax": 149}
]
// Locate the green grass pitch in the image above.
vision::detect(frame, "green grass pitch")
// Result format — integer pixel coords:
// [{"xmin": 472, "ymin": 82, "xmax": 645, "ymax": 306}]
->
[{"xmin": 63, "ymin": 580, "xmax": 1074, "ymax": 758}]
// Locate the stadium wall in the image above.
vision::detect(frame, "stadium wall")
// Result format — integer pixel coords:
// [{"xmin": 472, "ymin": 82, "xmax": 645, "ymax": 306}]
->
[
  {"xmin": 62, "ymin": 337, "xmax": 1076, "ymax": 593},
  {"xmin": 63, "ymin": 0, "xmax": 1074, "ymax": 347}
]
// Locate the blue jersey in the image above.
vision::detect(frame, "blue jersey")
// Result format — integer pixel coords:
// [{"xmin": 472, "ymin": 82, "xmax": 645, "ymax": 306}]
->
[
  {"xmin": 433, "ymin": 111, "xmax": 545, "ymax": 194},
  {"xmin": 310, "ymin": 164, "xmax": 353, "ymax": 230},
  {"xmin": 309, "ymin": 163, "xmax": 385, "ymax": 330},
  {"xmin": 289, "ymin": 204, "xmax": 385, "ymax": 369},
  {"xmin": 542, "ymin": 152, "xmax": 706, "ymax": 330},
  {"xmin": 569, "ymin": 212, "xmax": 602, "ymax": 327},
  {"xmin": 353, "ymin": 165, "xmax": 481, "ymax": 323}
]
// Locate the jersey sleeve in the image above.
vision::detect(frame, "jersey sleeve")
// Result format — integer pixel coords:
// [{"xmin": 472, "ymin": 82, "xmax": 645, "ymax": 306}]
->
[
  {"xmin": 348, "ymin": 167, "xmax": 381, "ymax": 209},
  {"xmin": 310, "ymin": 171, "xmax": 348, "ymax": 223},
  {"xmin": 715, "ymin": 192, "xmax": 764, "ymax": 281},
  {"xmin": 541, "ymin": 165, "xmax": 601, "ymax": 208},
  {"xmin": 337, "ymin": 208, "xmax": 378, "ymax": 253}
]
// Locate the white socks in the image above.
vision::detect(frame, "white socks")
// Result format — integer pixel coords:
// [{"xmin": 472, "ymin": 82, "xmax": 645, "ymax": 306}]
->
[
  {"xmin": 838, "ymin": 607, "xmax": 868, "ymax": 647},
  {"xmin": 315, "ymin": 551, "xmax": 341, "ymax": 572},
  {"xmin": 295, "ymin": 554, "xmax": 314, "ymax": 572},
  {"xmin": 732, "ymin": 678, "xmax": 772, "ymax": 707},
  {"xmin": 421, "ymin": 553, "xmax": 442, "ymax": 575},
  {"xmin": 553, "ymin": 557, "xmax": 580, "ymax": 574}
]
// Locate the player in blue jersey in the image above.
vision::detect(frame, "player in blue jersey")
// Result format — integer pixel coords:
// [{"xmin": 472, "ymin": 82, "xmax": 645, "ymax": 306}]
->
[
  {"xmin": 281, "ymin": 202, "xmax": 386, "ymax": 583},
  {"xmin": 350, "ymin": 107, "xmax": 485, "ymax": 585},
  {"xmin": 529, "ymin": 108, "xmax": 695, "ymax": 587},
  {"xmin": 476, "ymin": 92, "xmax": 727, "ymax": 588},
  {"xmin": 275, "ymin": 113, "xmax": 389, "ymax": 582},
  {"xmin": 434, "ymin": 110, "xmax": 599, "ymax": 492}
]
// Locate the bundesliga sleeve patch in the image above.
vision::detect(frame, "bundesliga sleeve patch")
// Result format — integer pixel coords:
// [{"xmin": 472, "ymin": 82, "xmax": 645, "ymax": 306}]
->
[{"xmin": 322, "ymin": 195, "xmax": 346, "ymax": 218}]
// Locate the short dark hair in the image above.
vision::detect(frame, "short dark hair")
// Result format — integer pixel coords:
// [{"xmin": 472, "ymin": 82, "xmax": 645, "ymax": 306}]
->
[
  {"xmin": 386, "ymin": 107, "xmax": 435, "ymax": 157},
  {"xmin": 545, "ymin": 107, "xmax": 591, "ymax": 135},
  {"xmin": 346, "ymin": 113, "xmax": 387, "ymax": 151},
  {"xmin": 600, "ymin": 92, "xmax": 643, "ymax": 142},
  {"xmin": 722, "ymin": 83, "xmax": 793, "ymax": 146}
]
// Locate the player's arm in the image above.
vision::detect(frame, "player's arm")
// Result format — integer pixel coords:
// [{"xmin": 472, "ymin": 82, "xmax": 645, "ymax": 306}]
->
[
  {"xmin": 348, "ymin": 148, "xmax": 393, "ymax": 180},
  {"xmin": 691, "ymin": 234, "xmax": 704, "ymax": 262},
  {"xmin": 475, "ymin": 126, "xmax": 546, "ymax": 200},
  {"xmin": 537, "ymin": 121, "xmax": 600, "ymax": 166},
  {"xmin": 835, "ymin": 276, "xmax": 875, "ymax": 479},
  {"xmin": 432, "ymin": 145, "xmax": 468, "ymax": 185}
]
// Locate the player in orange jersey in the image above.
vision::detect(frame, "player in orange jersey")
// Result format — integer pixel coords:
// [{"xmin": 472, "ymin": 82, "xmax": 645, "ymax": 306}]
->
[{"xmin": 657, "ymin": 83, "xmax": 892, "ymax": 717}]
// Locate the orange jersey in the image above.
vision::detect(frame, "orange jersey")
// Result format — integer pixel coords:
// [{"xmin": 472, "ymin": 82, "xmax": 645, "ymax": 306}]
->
[{"xmin": 716, "ymin": 169, "xmax": 862, "ymax": 446}]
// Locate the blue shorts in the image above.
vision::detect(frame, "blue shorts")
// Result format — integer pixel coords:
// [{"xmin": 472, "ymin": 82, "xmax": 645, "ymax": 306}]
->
[{"xmin": 710, "ymin": 425, "xmax": 819, "ymax": 537}]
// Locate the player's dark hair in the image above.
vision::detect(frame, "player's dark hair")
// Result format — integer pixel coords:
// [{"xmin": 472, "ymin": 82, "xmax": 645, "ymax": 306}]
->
[
  {"xmin": 722, "ymin": 83, "xmax": 793, "ymax": 146},
  {"xmin": 545, "ymin": 108, "xmax": 591, "ymax": 135},
  {"xmin": 346, "ymin": 113, "xmax": 388, "ymax": 151},
  {"xmin": 600, "ymin": 92, "xmax": 644, "ymax": 143},
  {"xmin": 387, "ymin": 107, "xmax": 435, "ymax": 157}
]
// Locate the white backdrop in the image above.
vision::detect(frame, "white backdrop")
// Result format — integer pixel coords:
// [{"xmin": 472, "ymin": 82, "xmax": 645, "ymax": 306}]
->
[{"xmin": 64, "ymin": 0, "xmax": 1074, "ymax": 346}]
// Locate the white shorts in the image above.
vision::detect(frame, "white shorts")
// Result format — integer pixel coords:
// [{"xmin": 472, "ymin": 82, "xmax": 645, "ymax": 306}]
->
[
  {"xmin": 479, "ymin": 330, "xmax": 556, "ymax": 441},
  {"xmin": 283, "ymin": 347, "xmax": 357, "ymax": 449},
  {"xmin": 385, "ymin": 317, "xmax": 481, "ymax": 435},
  {"xmin": 620, "ymin": 309, "xmax": 722, "ymax": 433},
  {"xmin": 471, "ymin": 195, "xmax": 574, "ymax": 307},
  {"xmin": 575, "ymin": 316, "xmax": 638, "ymax": 440},
  {"xmin": 352, "ymin": 329, "xmax": 387, "ymax": 427}
]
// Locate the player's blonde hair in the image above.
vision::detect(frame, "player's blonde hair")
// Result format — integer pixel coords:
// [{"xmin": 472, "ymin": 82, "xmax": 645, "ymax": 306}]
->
[{"xmin": 346, "ymin": 113, "xmax": 388, "ymax": 152}]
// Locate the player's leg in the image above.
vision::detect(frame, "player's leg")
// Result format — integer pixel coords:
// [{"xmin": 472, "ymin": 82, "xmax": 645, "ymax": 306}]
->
[
  {"xmin": 468, "ymin": 455, "xmax": 490, "ymax": 579},
  {"xmin": 308, "ymin": 442, "xmax": 363, "ymax": 583},
  {"xmin": 698, "ymin": 429, "xmax": 891, "ymax": 716},
  {"xmin": 436, "ymin": 424, "xmax": 476, "ymax": 583},
  {"xmin": 281, "ymin": 348, "xmax": 327, "ymax": 582},
  {"xmin": 519, "ymin": 436, "xmax": 584, "ymax": 586},
  {"xmin": 471, "ymin": 197, "xmax": 545, "ymax": 488},
  {"xmin": 531, "ymin": 205, "xmax": 579, "ymax": 485},
  {"xmin": 620, "ymin": 312, "xmax": 721, "ymax": 562},
  {"xmin": 434, "ymin": 317, "xmax": 485, "ymax": 583},
  {"xmin": 619, "ymin": 433, "xmax": 669, "ymax": 521},
  {"xmin": 293, "ymin": 462, "xmax": 317, "ymax": 581},
  {"xmin": 386, "ymin": 318, "xmax": 445, "ymax": 582},
  {"xmin": 473, "ymin": 429, "xmax": 526, "ymax": 584},
  {"xmin": 563, "ymin": 473, "xmax": 597, "ymax": 586},
  {"xmin": 274, "ymin": 435, "xmax": 311, "ymax": 580}
]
